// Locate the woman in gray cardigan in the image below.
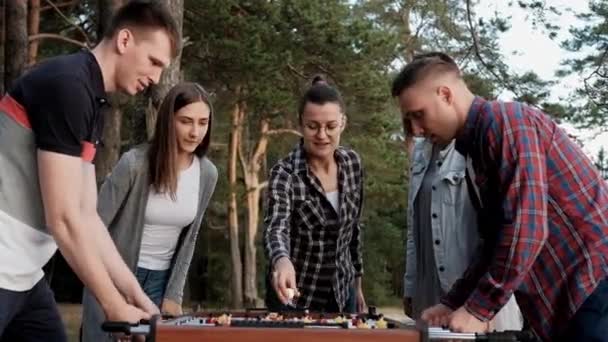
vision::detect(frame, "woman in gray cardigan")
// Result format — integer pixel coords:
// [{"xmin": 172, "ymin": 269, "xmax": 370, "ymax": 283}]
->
[{"xmin": 81, "ymin": 82, "xmax": 218, "ymax": 341}]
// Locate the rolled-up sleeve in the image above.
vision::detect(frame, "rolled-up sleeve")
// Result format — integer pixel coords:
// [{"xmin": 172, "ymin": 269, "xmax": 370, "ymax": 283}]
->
[
  {"xmin": 349, "ymin": 166, "xmax": 364, "ymax": 277},
  {"xmin": 263, "ymin": 165, "xmax": 293, "ymax": 267}
]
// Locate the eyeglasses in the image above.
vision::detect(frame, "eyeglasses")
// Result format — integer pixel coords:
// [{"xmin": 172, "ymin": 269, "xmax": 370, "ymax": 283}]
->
[{"xmin": 302, "ymin": 117, "xmax": 345, "ymax": 136}]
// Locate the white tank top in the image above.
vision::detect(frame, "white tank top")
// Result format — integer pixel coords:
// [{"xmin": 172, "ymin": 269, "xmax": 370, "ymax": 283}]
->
[
  {"xmin": 138, "ymin": 157, "xmax": 200, "ymax": 270},
  {"xmin": 326, "ymin": 190, "xmax": 339, "ymax": 213}
]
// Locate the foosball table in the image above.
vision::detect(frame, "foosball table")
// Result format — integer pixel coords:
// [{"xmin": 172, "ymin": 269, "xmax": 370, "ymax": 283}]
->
[{"xmin": 102, "ymin": 307, "xmax": 538, "ymax": 342}]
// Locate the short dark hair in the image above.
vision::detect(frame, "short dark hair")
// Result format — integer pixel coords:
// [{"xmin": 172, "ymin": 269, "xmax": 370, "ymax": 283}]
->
[
  {"xmin": 103, "ymin": 0, "xmax": 180, "ymax": 58},
  {"xmin": 148, "ymin": 82, "xmax": 213, "ymax": 200},
  {"xmin": 298, "ymin": 75, "xmax": 345, "ymax": 122},
  {"xmin": 391, "ymin": 52, "xmax": 460, "ymax": 97}
]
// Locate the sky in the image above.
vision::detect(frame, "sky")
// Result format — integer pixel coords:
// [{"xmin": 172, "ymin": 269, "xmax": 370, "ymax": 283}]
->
[{"xmin": 476, "ymin": 0, "xmax": 608, "ymax": 160}]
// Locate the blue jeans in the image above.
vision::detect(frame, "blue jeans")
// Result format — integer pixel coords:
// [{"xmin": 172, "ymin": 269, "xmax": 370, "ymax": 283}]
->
[
  {"xmin": 135, "ymin": 267, "xmax": 170, "ymax": 307},
  {"xmin": 557, "ymin": 277, "xmax": 608, "ymax": 341},
  {"xmin": 0, "ymin": 279, "xmax": 67, "ymax": 342}
]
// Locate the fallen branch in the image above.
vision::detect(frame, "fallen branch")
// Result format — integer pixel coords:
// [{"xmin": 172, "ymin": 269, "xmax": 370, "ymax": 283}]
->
[{"xmin": 29, "ymin": 33, "xmax": 88, "ymax": 48}]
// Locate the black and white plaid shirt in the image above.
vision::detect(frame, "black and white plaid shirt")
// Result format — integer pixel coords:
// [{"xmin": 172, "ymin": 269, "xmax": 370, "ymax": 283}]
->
[{"xmin": 263, "ymin": 142, "xmax": 364, "ymax": 311}]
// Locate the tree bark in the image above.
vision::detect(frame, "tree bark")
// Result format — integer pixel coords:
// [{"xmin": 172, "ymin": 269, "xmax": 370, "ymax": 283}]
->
[
  {"xmin": 27, "ymin": 0, "xmax": 40, "ymax": 65},
  {"xmin": 401, "ymin": 0, "xmax": 416, "ymax": 62},
  {"xmin": 239, "ymin": 119, "xmax": 301, "ymax": 308},
  {"xmin": 145, "ymin": 0, "xmax": 183, "ymax": 140},
  {"xmin": 239, "ymin": 119, "xmax": 272, "ymax": 308},
  {"xmin": 94, "ymin": 0, "xmax": 125, "ymax": 183},
  {"xmin": 1, "ymin": 2, "xmax": 5, "ymax": 94},
  {"xmin": 228, "ymin": 99, "xmax": 245, "ymax": 309},
  {"xmin": 5, "ymin": 0, "xmax": 28, "ymax": 91}
]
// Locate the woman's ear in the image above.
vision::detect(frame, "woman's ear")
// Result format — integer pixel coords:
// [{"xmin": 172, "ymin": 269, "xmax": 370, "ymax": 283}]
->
[{"xmin": 340, "ymin": 114, "xmax": 347, "ymax": 132}]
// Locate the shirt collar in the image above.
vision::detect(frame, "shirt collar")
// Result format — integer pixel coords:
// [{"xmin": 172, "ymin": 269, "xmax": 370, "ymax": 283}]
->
[
  {"xmin": 455, "ymin": 96, "xmax": 485, "ymax": 156},
  {"xmin": 82, "ymin": 49, "xmax": 108, "ymax": 105}
]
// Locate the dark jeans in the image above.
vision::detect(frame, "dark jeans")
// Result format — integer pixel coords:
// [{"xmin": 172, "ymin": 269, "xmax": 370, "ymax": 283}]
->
[
  {"xmin": 265, "ymin": 275, "xmax": 357, "ymax": 313},
  {"xmin": 0, "ymin": 279, "xmax": 67, "ymax": 342},
  {"xmin": 135, "ymin": 267, "xmax": 170, "ymax": 307},
  {"xmin": 557, "ymin": 277, "xmax": 608, "ymax": 342}
]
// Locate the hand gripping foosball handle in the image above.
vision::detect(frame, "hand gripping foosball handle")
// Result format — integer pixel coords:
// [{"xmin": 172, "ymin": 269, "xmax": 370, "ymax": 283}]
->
[
  {"xmin": 101, "ymin": 319, "xmax": 153, "ymax": 336},
  {"xmin": 101, "ymin": 321, "xmax": 137, "ymax": 334}
]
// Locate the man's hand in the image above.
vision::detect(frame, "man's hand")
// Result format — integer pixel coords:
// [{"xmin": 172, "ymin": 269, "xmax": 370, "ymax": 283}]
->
[
  {"xmin": 129, "ymin": 289, "xmax": 160, "ymax": 316},
  {"xmin": 272, "ymin": 257, "xmax": 298, "ymax": 304},
  {"xmin": 421, "ymin": 303, "xmax": 453, "ymax": 327},
  {"xmin": 105, "ymin": 301, "xmax": 151, "ymax": 324},
  {"xmin": 448, "ymin": 306, "xmax": 490, "ymax": 333},
  {"xmin": 161, "ymin": 298, "xmax": 183, "ymax": 317},
  {"xmin": 403, "ymin": 297, "xmax": 413, "ymax": 317},
  {"xmin": 104, "ymin": 303, "xmax": 150, "ymax": 342}
]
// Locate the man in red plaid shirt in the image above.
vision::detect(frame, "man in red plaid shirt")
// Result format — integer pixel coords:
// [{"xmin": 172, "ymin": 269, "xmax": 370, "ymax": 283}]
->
[{"xmin": 392, "ymin": 52, "xmax": 608, "ymax": 341}]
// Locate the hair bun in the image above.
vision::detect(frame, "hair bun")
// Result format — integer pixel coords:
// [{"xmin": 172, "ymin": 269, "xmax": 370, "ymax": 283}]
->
[{"xmin": 311, "ymin": 74, "xmax": 328, "ymax": 86}]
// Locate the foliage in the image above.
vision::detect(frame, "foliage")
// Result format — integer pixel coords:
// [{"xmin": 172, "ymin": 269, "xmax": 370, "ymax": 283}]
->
[
  {"xmin": 559, "ymin": 0, "xmax": 608, "ymax": 129},
  {"xmin": 11, "ymin": 0, "xmax": 594, "ymax": 309}
]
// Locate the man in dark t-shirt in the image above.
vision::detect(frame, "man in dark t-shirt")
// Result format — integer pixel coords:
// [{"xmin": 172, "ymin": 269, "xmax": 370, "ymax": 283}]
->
[{"xmin": 0, "ymin": 1, "xmax": 180, "ymax": 340}]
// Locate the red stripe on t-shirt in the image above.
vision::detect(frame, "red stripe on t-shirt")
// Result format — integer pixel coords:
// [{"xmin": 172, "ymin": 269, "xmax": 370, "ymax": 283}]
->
[
  {"xmin": 81, "ymin": 141, "xmax": 96, "ymax": 162},
  {"xmin": 0, "ymin": 95, "xmax": 31, "ymax": 129}
]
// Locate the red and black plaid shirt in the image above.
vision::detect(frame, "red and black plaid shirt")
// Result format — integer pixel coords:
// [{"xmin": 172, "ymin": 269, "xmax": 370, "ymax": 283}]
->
[{"xmin": 441, "ymin": 97, "xmax": 608, "ymax": 341}]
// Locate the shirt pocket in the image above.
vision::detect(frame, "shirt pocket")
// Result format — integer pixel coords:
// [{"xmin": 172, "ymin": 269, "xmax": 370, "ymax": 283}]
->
[
  {"xmin": 295, "ymin": 199, "xmax": 325, "ymax": 231},
  {"xmin": 441, "ymin": 170, "xmax": 466, "ymax": 205}
]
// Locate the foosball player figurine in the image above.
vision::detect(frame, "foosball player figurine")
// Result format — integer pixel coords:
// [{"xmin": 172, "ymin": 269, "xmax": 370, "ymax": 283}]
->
[
  {"xmin": 334, "ymin": 314, "xmax": 345, "ymax": 324},
  {"xmin": 376, "ymin": 315, "xmax": 388, "ymax": 329},
  {"xmin": 216, "ymin": 313, "xmax": 232, "ymax": 326},
  {"xmin": 356, "ymin": 318, "xmax": 369, "ymax": 329},
  {"xmin": 302, "ymin": 310, "xmax": 313, "ymax": 323}
]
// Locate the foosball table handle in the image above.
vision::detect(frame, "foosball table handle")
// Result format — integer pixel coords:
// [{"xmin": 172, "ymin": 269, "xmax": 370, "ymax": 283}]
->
[
  {"xmin": 482, "ymin": 330, "xmax": 538, "ymax": 342},
  {"xmin": 101, "ymin": 319, "xmax": 151, "ymax": 335}
]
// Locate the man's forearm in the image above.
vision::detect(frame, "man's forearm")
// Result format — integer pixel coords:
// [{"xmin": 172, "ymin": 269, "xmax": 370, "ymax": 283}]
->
[
  {"xmin": 50, "ymin": 214, "xmax": 126, "ymax": 314},
  {"xmin": 90, "ymin": 214, "xmax": 143, "ymax": 303}
]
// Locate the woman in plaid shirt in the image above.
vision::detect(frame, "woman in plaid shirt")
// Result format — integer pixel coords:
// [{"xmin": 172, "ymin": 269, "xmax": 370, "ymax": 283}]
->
[{"xmin": 263, "ymin": 76, "xmax": 366, "ymax": 313}]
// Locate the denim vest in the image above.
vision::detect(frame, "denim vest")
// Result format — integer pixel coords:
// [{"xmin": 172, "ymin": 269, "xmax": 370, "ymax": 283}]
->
[{"xmin": 404, "ymin": 139, "xmax": 480, "ymax": 296}]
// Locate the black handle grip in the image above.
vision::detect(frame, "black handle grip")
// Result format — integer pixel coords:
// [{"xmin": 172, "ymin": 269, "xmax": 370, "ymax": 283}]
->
[
  {"xmin": 484, "ymin": 330, "xmax": 539, "ymax": 342},
  {"xmin": 101, "ymin": 321, "xmax": 136, "ymax": 334},
  {"xmin": 101, "ymin": 320, "xmax": 150, "ymax": 334}
]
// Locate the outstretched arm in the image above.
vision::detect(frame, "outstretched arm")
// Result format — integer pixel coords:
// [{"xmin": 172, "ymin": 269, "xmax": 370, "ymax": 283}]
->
[{"xmin": 38, "ymin": 151, "xmax": 151, "ymax": 323}]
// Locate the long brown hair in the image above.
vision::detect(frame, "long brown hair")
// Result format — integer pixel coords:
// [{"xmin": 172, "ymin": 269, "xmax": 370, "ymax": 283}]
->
[{"xmin": 148, "ymin": 82, "xmax": 213, "ymax": 199}]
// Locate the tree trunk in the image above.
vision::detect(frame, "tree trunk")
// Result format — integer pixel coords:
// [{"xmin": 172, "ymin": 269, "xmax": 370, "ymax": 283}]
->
[
  {"xmin": 145, "ymin": 0, "xmax": 183, "ymax": 140},
  {"xmin": 94, "ymin": 0, "xmax": 125, "ymax": 183},
  {"xmin": 239, "ymin": 119, "xmax": 271, "ymax": 307},
  {"xmin": 228, "ymin": 100, "xmax": 244, "ymax": 309},
  {"xmin": 5, "ymin": 0, "xmax": 27, "ymax": 91},
  {"xmin": 27, "ymin": 0, "xmax": 40, "ymax": 65},
  {"xmin": 1, "ymin": 2, "xmax": 5, "ymax": 94},
  {"xmin": 401, "ymin": 0, "xmax": 416, "ymax": 62}
]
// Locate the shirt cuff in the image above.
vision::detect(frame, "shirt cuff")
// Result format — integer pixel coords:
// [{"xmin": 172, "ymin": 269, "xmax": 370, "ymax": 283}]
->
[
  {"xmin": 270, "ymin": 250, "xmax": 290, "ymax": 268},
  {"xmin": 463, "ymin": 286, "xmax": 506, "ymax": 322}
]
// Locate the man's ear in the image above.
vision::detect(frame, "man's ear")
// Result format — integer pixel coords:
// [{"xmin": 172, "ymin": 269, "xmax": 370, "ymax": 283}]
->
[
  {"xmin": 437, "ymin": 85, "xmax": 453, "ymax": 105},
  {"xmin": 115, "ymin": 28, "xmax": 134, "ymax": 55}
]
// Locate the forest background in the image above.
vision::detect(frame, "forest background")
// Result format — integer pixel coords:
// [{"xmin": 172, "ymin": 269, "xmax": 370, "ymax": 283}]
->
[{"xmin": 2, "ymin": 0, "xmax": 608, "ymax": 312}]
